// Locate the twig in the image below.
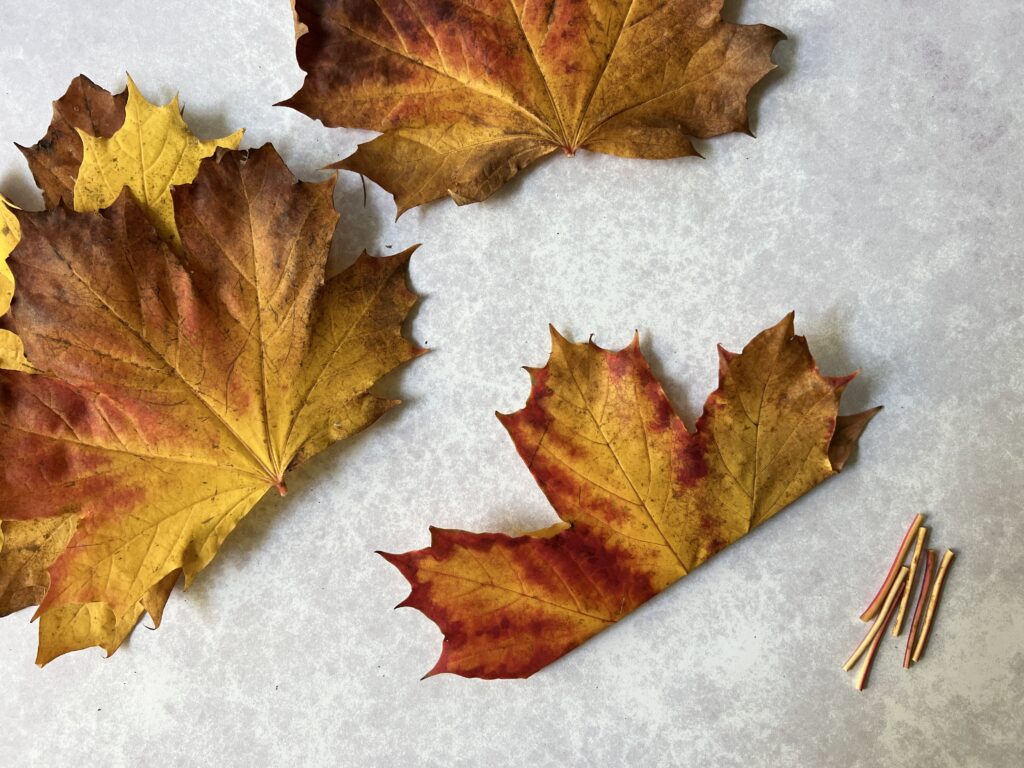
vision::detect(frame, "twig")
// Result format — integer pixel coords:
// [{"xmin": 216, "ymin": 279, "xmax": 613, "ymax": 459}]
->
[
  {"xmin": 860, "ymin": 513, "xmax": 924, "ymax": 621},
  {"xmin": 912, "ymin": 549, "xmax": 955, "ymax": 663},
  {"xmin": 894, "ymin": 526, "xmax": 927, "ymax": 635},
  {"xmin": 844, "ymin": 566, "xmax": 909, "ymax": 671},
  {"xmin": 904, "ymin": 549, "xmax": 935, "ymax": 668},
  {"xmin": 855, "ymin": 580, "xmax": 905, "ymax": 690}
]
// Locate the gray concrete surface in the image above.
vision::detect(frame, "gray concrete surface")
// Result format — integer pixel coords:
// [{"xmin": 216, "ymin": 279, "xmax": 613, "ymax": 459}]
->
[{"xmin": 0, "ymin": 1, "xmax": 1021, "ymax": 765}]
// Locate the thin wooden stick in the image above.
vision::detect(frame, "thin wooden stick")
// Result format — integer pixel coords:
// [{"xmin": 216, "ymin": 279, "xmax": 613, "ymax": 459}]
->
[
  {"xmin": 860, "ymin": 514, "xmax": 925, "ymax": 621},
  {"xmin": 894, "ymin": 526, "xmax": 927, "ymax": 635},
  {"xmin": 845, "ymin": 566, "xmax": 909, "ymax": 671},
  {"xmin": 855, "ymin": 581, "xmax": 905, "ymax": 690},
  {"xmin": 904, "ymin": 549, "xmax": 935, "ymax": 668},
  {"xmin": 912, "ymin": 549, "xmax": 955, "ymax": 663}
]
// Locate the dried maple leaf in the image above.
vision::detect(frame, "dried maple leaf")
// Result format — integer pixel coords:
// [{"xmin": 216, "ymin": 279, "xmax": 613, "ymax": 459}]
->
[
  {"xmin": 382, "ymin": 315, "xmax": 879, "ymax": 678},
  {"xmin": 281, "ymin": 0, "xmax": 784, "ymax": 212},
  {"xmin": 0, "ymin": 145, "xmax": 423, "ymax": 664},
  {"xmin": 0, "ymin": 516, "xmax": 76, "ymax": 618},
  {"xmin": 73, "ymin": 79, "xmax": 243, "ymax": 248}
]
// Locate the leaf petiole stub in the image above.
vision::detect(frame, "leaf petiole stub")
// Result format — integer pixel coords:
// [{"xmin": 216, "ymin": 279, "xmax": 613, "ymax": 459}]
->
[
  {"xmin": 893, "ymin": 526, "xmax": 927, "ymax": 636},
  {"xmin": 854, "ymin": 580, "xmax": 905, "ymax": 691},
  {"xmin": 904, "ymin": 549, "xmax": 936, "ymax": 668},
  {"xmin": 860, "ymin": 513, "xmax": 925, "ymax": 622},
  {"xmin": 912, "ymin": 549, "xmax": 956, "ymax": 663},
  {"xmin": 844, "ymin": 566, "xmax": 909, "ymax": 671}
]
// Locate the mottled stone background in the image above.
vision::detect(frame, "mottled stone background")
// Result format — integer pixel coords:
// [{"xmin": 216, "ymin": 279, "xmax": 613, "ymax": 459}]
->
[{"xmin": 1, "ymin": 1, "xmax": 1021, "ymax": 766}]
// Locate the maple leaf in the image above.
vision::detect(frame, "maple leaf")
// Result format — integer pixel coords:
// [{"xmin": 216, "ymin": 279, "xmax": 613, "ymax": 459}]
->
[
  {"xmin": 0, "ymin": 145, "xmax": 423, "ymax": 664},
  {"xmin": 281, "ymin": 0, "xmax": 784, "ymax": 213},
  {"xmin": 0, "ymin": 516, "xmax": 76, "ymax": 618},
  {"xmin": 382, "ymin": 315, "xmax": 879, "ymax": 678}
]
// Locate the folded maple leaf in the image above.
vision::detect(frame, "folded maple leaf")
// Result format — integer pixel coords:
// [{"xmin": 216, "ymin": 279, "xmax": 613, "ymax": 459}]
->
[
  {"xmin": 0, "ymin": 145, "xmax": 423, "ymax": 663},
  {"xmin": 281, "ymin": 0, "xmax": 784, "ymax": 213},
  {"xmin": 382, "ymin": 315, "xmax": 879, "ymax": 678}
]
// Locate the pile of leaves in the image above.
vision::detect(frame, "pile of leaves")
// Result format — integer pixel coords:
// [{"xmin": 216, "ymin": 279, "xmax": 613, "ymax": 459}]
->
[{"xmin": 0, "ymin": 77, "xmax": 423, "ymax": 664}]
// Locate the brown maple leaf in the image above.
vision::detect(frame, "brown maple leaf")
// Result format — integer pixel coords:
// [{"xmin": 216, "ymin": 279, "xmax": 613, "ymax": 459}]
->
[
  {"xmin": 381, "ymin": 315, "xmax": 879, "ymax": 678},
  {"xmin": 0, "ymin": 145, "xmax": 423, "ymax": 663},
  {"xmin": 281, "ymin": 0, "xmax": 784, "ymax": 213}
]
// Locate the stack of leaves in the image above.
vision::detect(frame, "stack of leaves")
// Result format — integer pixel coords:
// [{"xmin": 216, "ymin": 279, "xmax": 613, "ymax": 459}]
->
[
  {"xmin": 843, "ymin": 514, "xmax": 956, "ymax": 690},
  {"xmin": 0, "ymin": 77, "xmax": 423, "ymax": 664},
  {"xmin": 383, "ymin": 315, "xmax": 880, "ymax": 679},
  {"xmin": 282, "ymin": 0, "xmax": 785, "ymax": 213}
]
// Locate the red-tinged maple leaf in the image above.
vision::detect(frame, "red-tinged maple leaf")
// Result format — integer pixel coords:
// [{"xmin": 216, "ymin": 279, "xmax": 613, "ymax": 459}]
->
[
  {"xmin": 382, "ymin": 315, "xmax": 879, "ymax": 678},
  {"xmin": 281, "ymin": 0, "xmax": 784, "ymax": 213}
]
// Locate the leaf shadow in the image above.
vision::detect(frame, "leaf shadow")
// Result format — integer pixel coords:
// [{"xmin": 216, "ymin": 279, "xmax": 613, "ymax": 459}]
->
[
  {"xmin": 0, "ymin": 168, "xmax": 43, "ymax": 210},
  {"xmin": 328, "ymin": 173, "xmax": 389, "ymax": 273},
  {"xmin": 177, "ymin": 98, "xmax": 244, "ymax": 146},
  {"xmin": 745, "ymin": 33, "xmax": 795, "ymax": 138}
]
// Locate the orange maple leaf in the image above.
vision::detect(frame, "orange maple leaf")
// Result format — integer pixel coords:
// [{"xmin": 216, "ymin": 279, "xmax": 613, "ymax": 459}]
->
[
  {"xmin": 382, "ymin": 315, "xmax": 879, "ymax": 678},
  {"xmin": 281, "ymin": 0, "xmax": 784, "ymax": 212}
]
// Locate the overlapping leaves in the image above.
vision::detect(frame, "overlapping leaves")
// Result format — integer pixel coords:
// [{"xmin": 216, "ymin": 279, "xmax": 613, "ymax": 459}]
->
[{"xmin": 0, "ymin": 79, "xmax": 422, "ymax": 663}]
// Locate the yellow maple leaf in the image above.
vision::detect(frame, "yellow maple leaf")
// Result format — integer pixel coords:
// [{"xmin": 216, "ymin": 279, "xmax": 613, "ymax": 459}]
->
[
  {"xmin": 0, "ymin": 194, "xmax": 16, "ymax": 311},
  {"xmin": 74, "ymin": 76, "xmax": 243, "ymax": 248},
  {"xmin": 1, "ymin": 146, "xmax": 422, "ymax": 663}
]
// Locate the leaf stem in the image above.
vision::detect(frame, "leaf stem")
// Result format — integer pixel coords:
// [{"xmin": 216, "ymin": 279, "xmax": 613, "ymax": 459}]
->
[
  {"xmin": 845, "ymin": 565, "xmax": 908, "ymax": 671},
  {"xmin": 911, "ymin": 549, "xmax": 955, "ymax": 663},
  {"xmin": 860, "ymin": 513, "xmax": 924, "ymax": 621},
  {"xmin": 855, "ymin": 580, "xmax": 904, "ymax": 690},
  {"xmin": 903, "ymin": 548, "xmax": 935, "ymax": 668},
  {"xmin": 893, "ymin": 526, "xmax": 927, "ymax": 635}
]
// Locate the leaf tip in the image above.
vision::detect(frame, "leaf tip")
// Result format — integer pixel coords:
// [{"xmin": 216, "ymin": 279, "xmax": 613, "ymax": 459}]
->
[
  {"xmin": 548, "ymin": 324, "xmax": 570, "ymax": 349},
  {"xmin": 829, "ymin": 405, "xmax": 883, "ymax": 472},
  {"xmin": 828, "ymin": 370, "xmax": 860, "ymax": 394}
]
